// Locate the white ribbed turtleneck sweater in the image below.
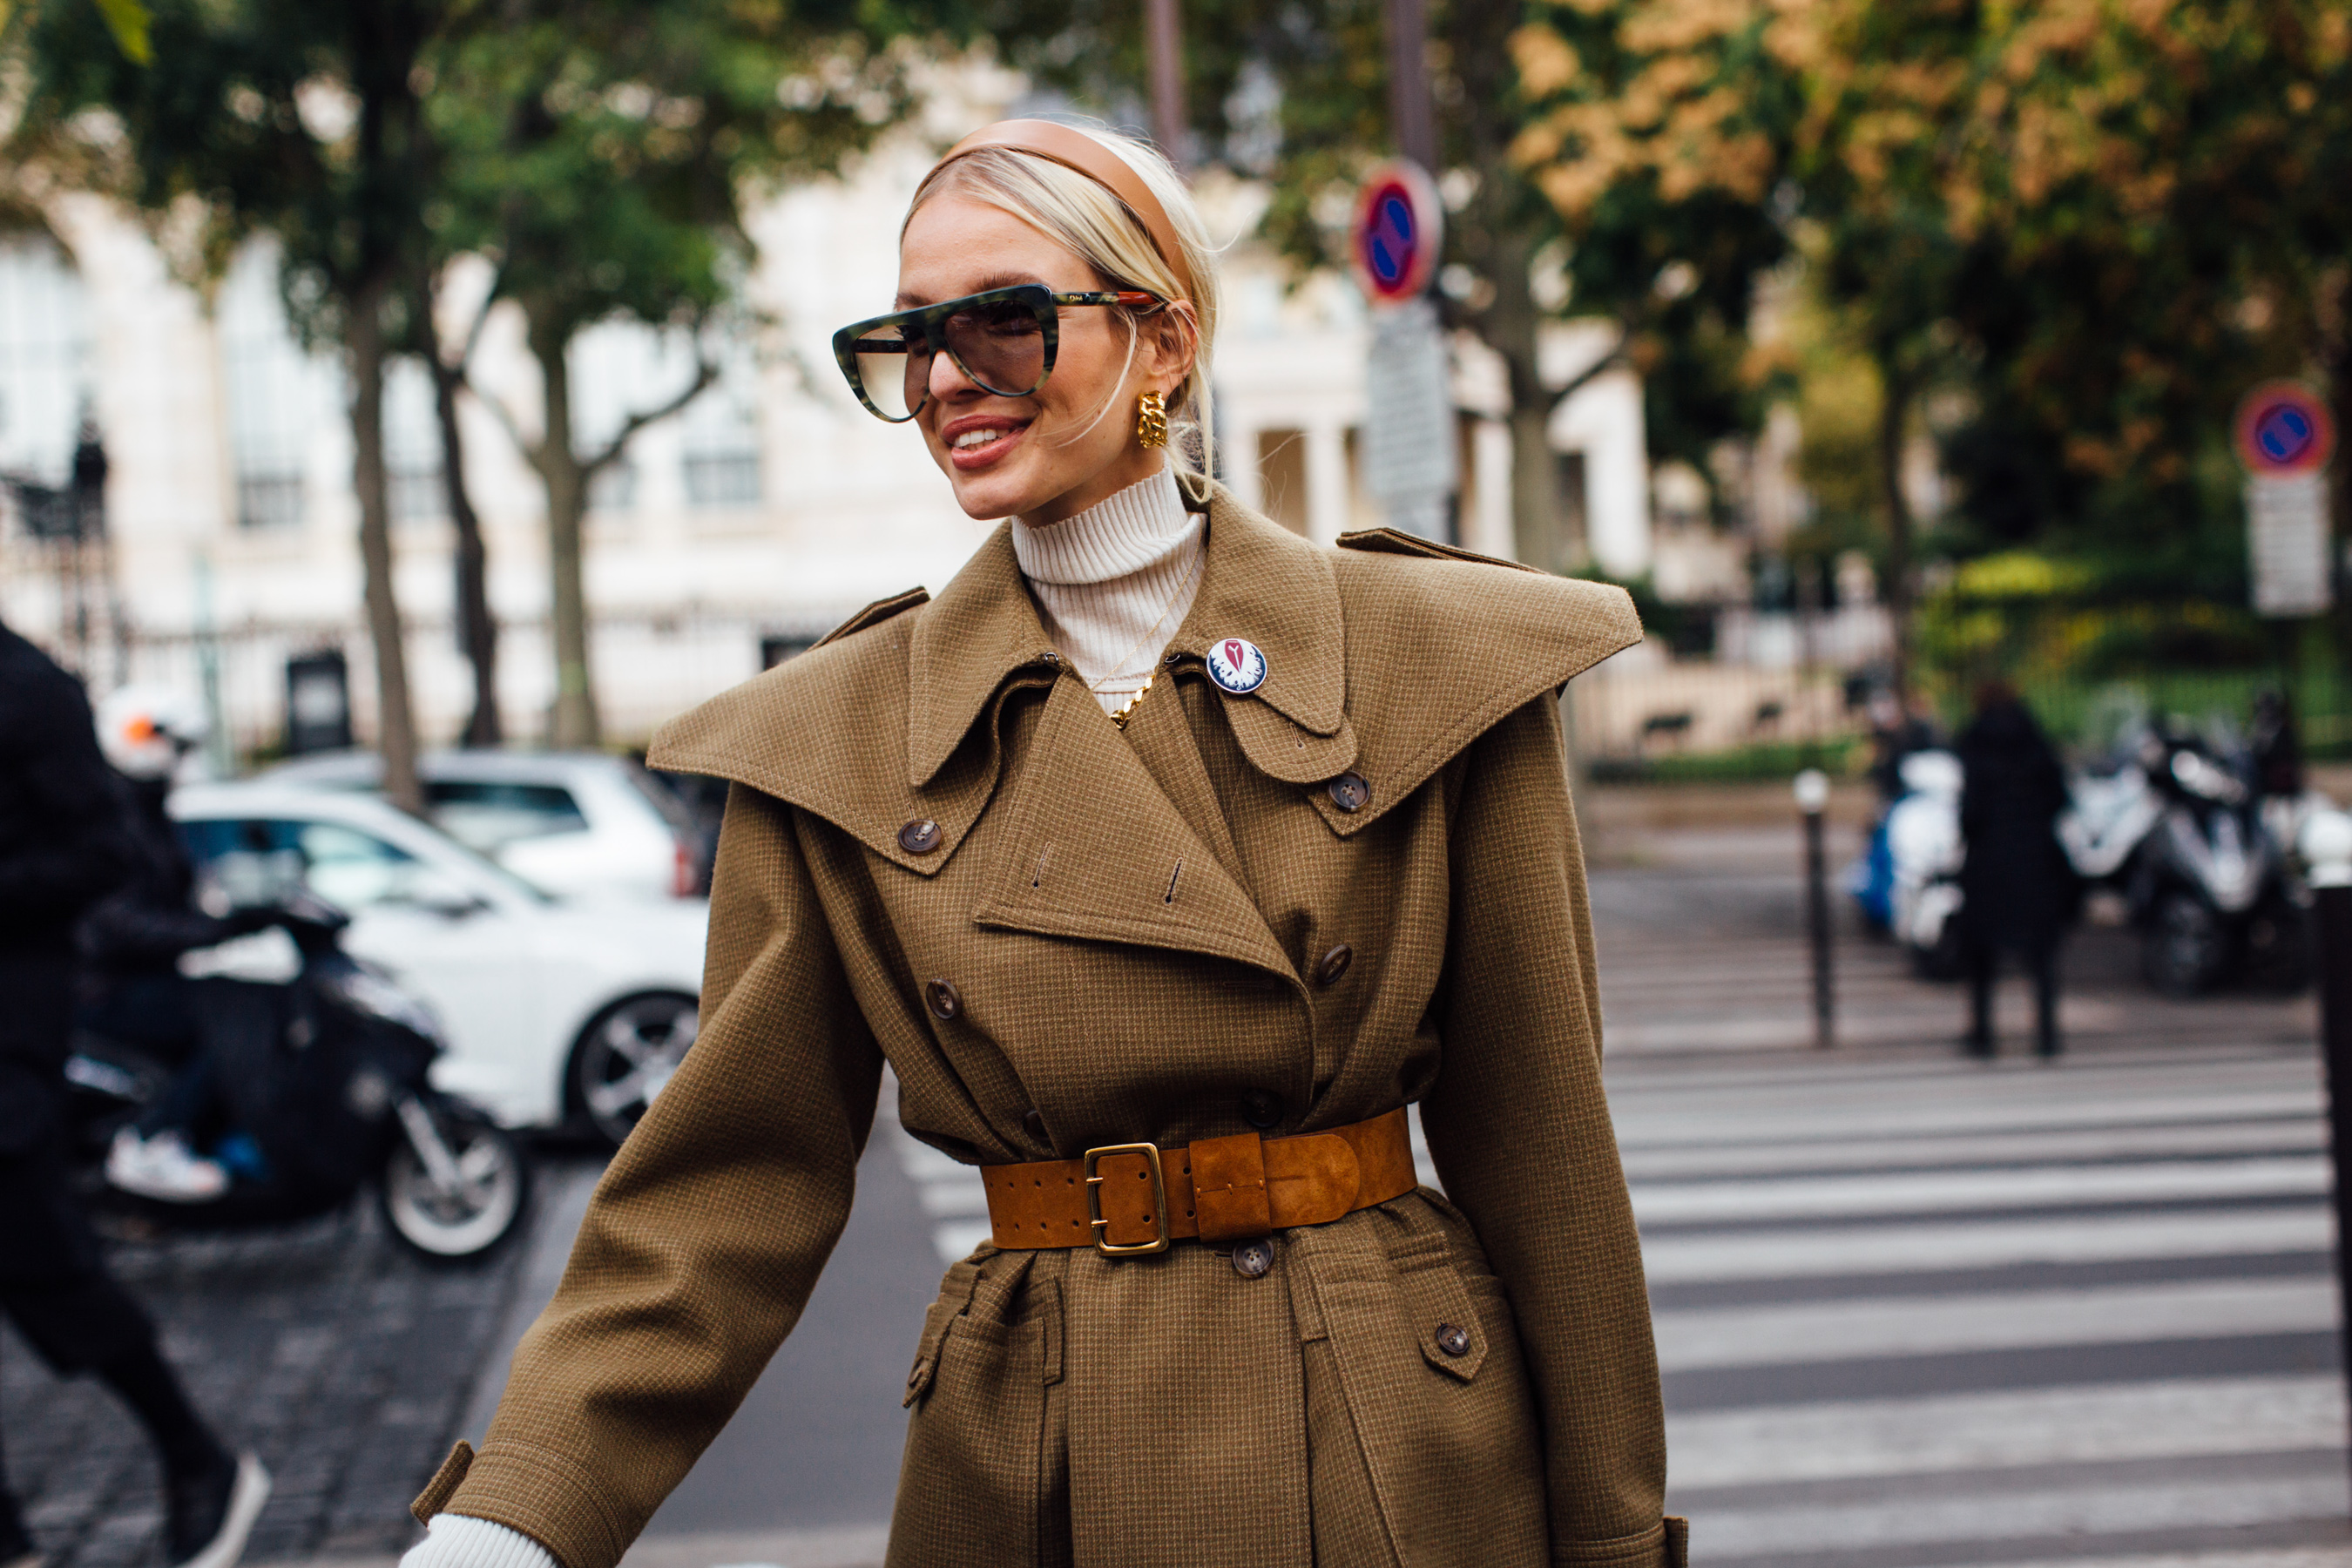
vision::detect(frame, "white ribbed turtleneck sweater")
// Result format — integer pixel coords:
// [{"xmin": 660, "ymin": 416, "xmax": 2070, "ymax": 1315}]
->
[
  {"xmin": 1011, "ymin": 467, "xmax": 1203, "ymax": 717},
  {"xmin": 398, "ymin": 470, "xmax": 1206, "ymax": 1568}
]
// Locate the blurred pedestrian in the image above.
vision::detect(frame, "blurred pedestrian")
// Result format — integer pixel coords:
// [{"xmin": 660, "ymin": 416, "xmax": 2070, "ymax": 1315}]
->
[
  {"xmin": 402, "ymin": 120, "xmax": 1681, "ymax": 1568},
  {"xmin": 1954, "ymin": 682, "xmax": 2079, "ymax": 1058},
  {"xmin": 84, "ymin": 686, "xmax": 274, "ymax": 1202},
  {"xmin": 0, "ymin": 619, "xmax": 268, "ymax": 1568},
  {"xmin": 1866, "ymin": 686, "xmax": 1940, "ymax": 806}
]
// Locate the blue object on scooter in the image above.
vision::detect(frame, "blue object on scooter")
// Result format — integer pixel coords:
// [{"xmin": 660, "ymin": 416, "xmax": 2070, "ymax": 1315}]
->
[
  {"xmin": 1849, "ymin": 817, "xmax": 1896, "ymax": 929},
  {"xmin": 212, "ymin": 1131, "xmax": 273, "ymax": 1184}
]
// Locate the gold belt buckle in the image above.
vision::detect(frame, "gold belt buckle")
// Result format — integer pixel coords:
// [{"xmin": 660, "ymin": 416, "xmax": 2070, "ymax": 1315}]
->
[{"xmin": 1084, "ymin": 1142, "xmax": 1171, "ymax": 1256}]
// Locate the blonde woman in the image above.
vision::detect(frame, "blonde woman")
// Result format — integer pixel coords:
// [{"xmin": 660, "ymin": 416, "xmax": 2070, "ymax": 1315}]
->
[{"xmin": 402, "ymin": 119, "xmax": 1680, "ymax": 1568}]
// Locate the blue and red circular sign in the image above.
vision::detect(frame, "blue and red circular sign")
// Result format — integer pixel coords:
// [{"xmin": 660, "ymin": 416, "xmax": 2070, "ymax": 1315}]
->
[
  {"xmin": 1350, "ymin": 160, "xmax": 1443, "ymax": 305},
  {"xmin": 2234, "ymin": 382, "xmax": 2335, "ymax": 475}
]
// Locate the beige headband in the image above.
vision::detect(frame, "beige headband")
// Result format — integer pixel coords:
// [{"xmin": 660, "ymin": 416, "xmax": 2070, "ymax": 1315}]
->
[{"xmin": 928, "ymin": 120, "xmax": 1196, "ymax": 308}]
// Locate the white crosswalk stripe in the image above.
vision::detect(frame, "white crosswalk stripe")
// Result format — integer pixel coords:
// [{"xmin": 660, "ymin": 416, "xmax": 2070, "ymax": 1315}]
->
[
  {"xmin": 884, "ymin": 1045, "xmax": 2349, "ymax": 1563},
  {"xmin": 1618, "ymin": 1046, "xmax": 2350, "ymax": 1566}
]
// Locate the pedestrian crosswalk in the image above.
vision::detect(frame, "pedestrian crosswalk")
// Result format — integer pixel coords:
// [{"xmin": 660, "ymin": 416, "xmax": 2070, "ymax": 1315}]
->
[
  {"xmin": 882, "ymin": 1044, "xmax": 2350, "ymax": 1564},
  {"xmin": 1619, "ymin": 1046, "xmax": 2350, "ymax": 1566}
]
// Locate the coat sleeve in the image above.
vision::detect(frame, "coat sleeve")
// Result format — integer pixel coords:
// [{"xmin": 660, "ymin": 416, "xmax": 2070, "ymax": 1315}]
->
[
  {"xmin": 436, "ymin": 784, "xmax": 885, "ymax": 1568},
  {"xmin": 1417, "ymin": 696, "xmax": 1682, "ymax": 1568}
]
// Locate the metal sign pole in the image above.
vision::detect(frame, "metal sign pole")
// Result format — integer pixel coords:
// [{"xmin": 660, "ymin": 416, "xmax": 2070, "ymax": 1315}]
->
[
  {"xmin": 1382, "ymin": 0, "xmax": 1437, "ymax": 171},
  {"xmin": 1797, "ymin": 768, "xmax": 1835, "ymax": 1048},
  {"xmin": 2301, "ymin": 810, "xmax": 2352, "ymax": 1506},
  {"xmin": 1145, "ymin": 0, "xmax": 1187, "ymax": 173}
]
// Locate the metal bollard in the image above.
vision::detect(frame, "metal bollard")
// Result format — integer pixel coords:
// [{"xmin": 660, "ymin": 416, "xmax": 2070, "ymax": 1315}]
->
[
  {"xmin": 2302, "ymin": 808, "xmax": 2352, "ymax": 1504},
  {"xmin": 1796, "ymin": 769, "xmax": 1835, "ymax": 1049}
]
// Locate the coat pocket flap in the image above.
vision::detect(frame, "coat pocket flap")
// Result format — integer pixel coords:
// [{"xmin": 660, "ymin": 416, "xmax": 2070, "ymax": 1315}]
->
[
  {"xmin": 904, "ymin": 1256, "xmax": 986, "ymax": 1406},
  {"xmin": 1399, "ymin": 1262, "xmax": 1488, "ymax": 1382}
]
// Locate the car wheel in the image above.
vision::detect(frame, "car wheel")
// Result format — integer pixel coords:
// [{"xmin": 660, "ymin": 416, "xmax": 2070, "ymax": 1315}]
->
[
  {"xmin": 2143, "ymin": 889, "xmax": 2227, "ymax": 997},
  {"xmin": 570, "ymin": 992, "xmax": 700, "ymax": 1148}
]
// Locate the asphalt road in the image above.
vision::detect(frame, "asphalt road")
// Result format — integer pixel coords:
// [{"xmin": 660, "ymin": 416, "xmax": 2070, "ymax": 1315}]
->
[{"xmin": 453, "ymin": 819, "xmax": 2347, "ymax": 1567}]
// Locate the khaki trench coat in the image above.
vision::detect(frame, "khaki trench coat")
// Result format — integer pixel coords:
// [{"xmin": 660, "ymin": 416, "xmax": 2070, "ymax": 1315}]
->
[{"xmin": 416, "ymin": 490, "xmax": 1685, "ymax": 1568}]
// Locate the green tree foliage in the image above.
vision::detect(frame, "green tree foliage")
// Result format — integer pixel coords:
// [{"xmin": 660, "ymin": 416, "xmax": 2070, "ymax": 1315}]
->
[
  {"xmin": 422, "ymin": 0, "xmax": 923, "ymax": 747},
  {"xmin": 12, "ymin": 0, "xmax": 440, "ymax": 808},
  {"xmin": 1512, "ymin": 0, "xmax": 2352, "ymax": 690}
]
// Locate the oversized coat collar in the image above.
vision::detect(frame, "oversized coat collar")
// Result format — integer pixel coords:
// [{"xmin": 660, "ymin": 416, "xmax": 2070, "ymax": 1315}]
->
[
  {"xmin": 908, "ymin": 487, "xmax": 1347, "ymax": 788},
  {"xmin": 649, "ymin": 484, "xmax": 1640, "ymax": 874}
]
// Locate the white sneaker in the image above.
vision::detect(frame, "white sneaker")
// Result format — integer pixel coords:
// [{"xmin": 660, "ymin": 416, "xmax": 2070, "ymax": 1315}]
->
[{"xmin": 106, "ymin": 1129, "xmax": 230, "ymax": 1203}]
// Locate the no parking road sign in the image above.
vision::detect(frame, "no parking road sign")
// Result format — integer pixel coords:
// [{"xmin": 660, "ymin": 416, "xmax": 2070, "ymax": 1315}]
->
[
  {"xmin": 1349, "ymin": 161, "xmax": 1443, "ymax": 306},
  {"xmin": 2234, "ymin": 382, "xmax": 2336, "ymax": 618},
  {"xmin": 2236, "ymin": 382, "xmax": 2335, "ymax": 476}
]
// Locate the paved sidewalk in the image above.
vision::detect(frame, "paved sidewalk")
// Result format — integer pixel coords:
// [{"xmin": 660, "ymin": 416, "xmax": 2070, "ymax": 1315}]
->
[{"xmin": 1, "ymin": 1186, "xmax": 543, "ymax": 1567}]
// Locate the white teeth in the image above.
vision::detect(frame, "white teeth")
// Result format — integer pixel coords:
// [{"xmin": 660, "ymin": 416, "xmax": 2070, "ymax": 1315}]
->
[{"xmin": 953, "ymin": 427, "xmax": 1010, "ymax": 449}]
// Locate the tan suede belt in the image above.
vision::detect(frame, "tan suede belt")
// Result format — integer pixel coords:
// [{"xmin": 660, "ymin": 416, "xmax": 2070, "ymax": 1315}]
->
[{"xmin": 981, "ymin": 1108, "xmax": 1418, "ymax": 1255}]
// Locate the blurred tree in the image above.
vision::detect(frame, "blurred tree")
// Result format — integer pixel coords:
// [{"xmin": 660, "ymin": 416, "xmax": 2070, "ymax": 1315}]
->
[
  {"xmin": 10, "ymin": 0, "xmax": 436, "ymax": 812},
  {"xmin": 422, "ymin": 0, "xmax": 920, "ymax": 748},
  {"xmin": 1509, "ymin": 0, "xmax": 1799, "ymax": 552}
]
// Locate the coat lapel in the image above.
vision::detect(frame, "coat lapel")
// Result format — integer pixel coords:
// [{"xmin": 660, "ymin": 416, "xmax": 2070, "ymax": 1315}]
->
[
  {"xmin": 970, "ymin": 673, "xmax": 1294, "ymax": 980},
  {"xmin": 1166, "ymin": 496, "xmax": 1360, "ymax": 785}
]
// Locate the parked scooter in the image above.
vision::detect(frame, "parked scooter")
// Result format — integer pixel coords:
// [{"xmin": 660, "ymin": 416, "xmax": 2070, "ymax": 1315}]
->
[
  {"xmin": 64, "ymin": 896, "xmax": 531, "ymax": 1261},
  {"xmin": 1850, "ymin": 749, "xmax": 1969, "ymax": 977},
  {"xmin": 2059, "ymin": 724, "xmax": 2308, "ymax": 995}
]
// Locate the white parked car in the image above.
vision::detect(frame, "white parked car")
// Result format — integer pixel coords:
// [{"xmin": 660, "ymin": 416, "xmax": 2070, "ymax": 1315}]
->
[
  {"xmin": 172, "ymin": 782, "xmax": 706, "ymax": 1147},
  {"xmin": 261, "ymin": 750, "xmax": 707, "ymax": 904}
]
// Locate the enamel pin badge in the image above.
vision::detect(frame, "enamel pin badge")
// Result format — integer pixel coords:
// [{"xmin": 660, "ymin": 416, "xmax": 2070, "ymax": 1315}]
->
[{"xmin": 1206, "ymin": 637, "xmax": 1268, "ymax": 695}]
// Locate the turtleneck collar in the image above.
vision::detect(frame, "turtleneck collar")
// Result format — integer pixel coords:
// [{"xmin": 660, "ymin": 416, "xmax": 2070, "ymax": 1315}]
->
[{"xmin": 1010, "ymin": 467, "xmax": 1193, "ymax": 586}]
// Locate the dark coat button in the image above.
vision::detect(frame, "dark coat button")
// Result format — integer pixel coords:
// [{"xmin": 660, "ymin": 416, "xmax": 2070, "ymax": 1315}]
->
[
  {"xmin": 1312, "ymin": 943, "xmax": 1353, "ymax": 987},
  {"xmin": 1435, "ymin": 1323, "xmax": 1472, "ymax": 1357},
  {"xmin": 899, "ymin": 818, "xmax": 943, "ymax": 854},
  {"xmin": 1328, "ymin": 772, "xmax": 1370, "ymax": 812},
  {"xmin": 1239, "ymin": 1089, "xmax": 1282, "ymax": 1130},
  {"xmin": 1232, "ymin": 1239, "xmax": 1274, "ymax": 1278},
  {"xmin": 924, "ymin": 979, "xmax": 962, "ymax": 1021},
  {"xmin": 1023, "ymin": 1108, "xmax": 1048, "ymax": 1140}
]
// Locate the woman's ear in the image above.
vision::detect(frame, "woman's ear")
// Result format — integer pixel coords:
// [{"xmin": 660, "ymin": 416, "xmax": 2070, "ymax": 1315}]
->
[{"xmin": 1144, "ymin": 302, "xmax": 1200, "ymax": 392}]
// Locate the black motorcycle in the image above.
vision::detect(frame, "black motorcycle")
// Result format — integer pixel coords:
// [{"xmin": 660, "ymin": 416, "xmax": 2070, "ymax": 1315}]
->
[{"xmin": 64, "ymin": 897, "xmax": 531, "ymax": 1262}]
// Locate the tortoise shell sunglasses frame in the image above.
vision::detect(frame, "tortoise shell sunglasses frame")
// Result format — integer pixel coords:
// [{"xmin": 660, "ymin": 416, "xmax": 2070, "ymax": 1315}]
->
[{"xmin": 830, "ymin": 283, "xmax": 1164, "ymax": 424}]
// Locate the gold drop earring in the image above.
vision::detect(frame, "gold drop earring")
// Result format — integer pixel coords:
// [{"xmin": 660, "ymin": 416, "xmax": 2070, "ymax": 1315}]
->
[{"xmin": 1135, "ymin": 389, "xmax": 1169, "ymax": 449}]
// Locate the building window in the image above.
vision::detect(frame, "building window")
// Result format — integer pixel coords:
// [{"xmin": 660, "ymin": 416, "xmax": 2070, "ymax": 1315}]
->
[
  {"xmin": 236, "ymin": 474, "xmax": 306, "ymax": 531},
  {"xmin": 384, "ymin": 358, "xmax": 443, "ymax": 524},
  {"xmin": 219, "ymin": 239, "xmax": 341, "ymax": 531},
  {"xmin": 0, "ymin": 234, "xmax": 96, "ymax": 489},
  {"xmin": 684, "ymin": 449, "xmax": 760, "ymax": 508},
  {"xmin": 679, "ymin": 347, "xmax": 762, "ymax": 510}
]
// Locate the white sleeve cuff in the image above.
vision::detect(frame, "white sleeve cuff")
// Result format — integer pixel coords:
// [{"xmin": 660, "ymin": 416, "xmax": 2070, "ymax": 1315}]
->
[{"xmin": 400, "ymin": 1512, "xmax": 562, "ymax": 1568}]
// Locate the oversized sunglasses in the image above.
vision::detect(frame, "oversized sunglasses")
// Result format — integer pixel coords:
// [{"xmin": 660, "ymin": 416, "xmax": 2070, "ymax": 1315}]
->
[{"xmin": 831, "ymin": 284, "xmax": 1162, "ymax": 423}]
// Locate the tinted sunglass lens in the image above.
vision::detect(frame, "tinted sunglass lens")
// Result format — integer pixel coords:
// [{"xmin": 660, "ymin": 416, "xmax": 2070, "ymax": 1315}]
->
[
  {"xmin": 943, "ymin": 300, "xmax": 1046, "ymax": 396},
  {"xmin": 851, "ymin": 331, "xmax": 924, "ymax": 421}
]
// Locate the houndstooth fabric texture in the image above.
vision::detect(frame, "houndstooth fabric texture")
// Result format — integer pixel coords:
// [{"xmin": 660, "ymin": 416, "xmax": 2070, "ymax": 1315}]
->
[{"xmin": 429, "ymin": 491, "xmax": 1680, "ymax": 1568}]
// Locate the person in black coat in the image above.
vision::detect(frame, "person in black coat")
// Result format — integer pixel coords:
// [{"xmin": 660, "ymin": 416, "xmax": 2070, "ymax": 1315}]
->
[
  {"xmin": 1954, "ymin": 682, "xmax": 2080, "ymax": 1058},
  {"xmin": 83, "ymin": 688, "xmax": 280, "ymax": 1198},
  {"xmin": 0, "ymin": 620, "xmax": 268, "ymax": 1568}
]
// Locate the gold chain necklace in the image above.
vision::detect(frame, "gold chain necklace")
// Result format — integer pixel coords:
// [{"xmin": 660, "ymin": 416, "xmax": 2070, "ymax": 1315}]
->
[{"xmin": 1080, "ymin": 541, "xmax": 1206, "ymax": 731}]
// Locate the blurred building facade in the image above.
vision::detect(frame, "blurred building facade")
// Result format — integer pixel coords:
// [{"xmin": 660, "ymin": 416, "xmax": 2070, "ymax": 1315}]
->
[{"xmin": 0, "ymin": 84, "xmax": 1662, "ymax": 754}]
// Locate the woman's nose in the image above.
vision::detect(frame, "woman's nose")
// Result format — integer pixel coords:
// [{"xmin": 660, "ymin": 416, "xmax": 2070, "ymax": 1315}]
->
[{"xmin": 929, "ymin": 347, "xmax": 979, "ymax": 401}]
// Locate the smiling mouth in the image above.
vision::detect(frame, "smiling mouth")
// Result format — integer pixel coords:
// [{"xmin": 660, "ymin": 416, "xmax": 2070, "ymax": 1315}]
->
[{"xmin": 944, "ymin": 421, "xmax": 1029, "ymax": 469}]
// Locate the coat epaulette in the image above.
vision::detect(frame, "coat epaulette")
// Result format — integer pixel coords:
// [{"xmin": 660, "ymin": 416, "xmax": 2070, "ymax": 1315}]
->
[
  {"xmin": 810, "ymin": 585, "xmax": 930, "ymax": 651},
  {"xmin": 1335, "ymin": 527, "xmax": 1537, "ymax": 573}
]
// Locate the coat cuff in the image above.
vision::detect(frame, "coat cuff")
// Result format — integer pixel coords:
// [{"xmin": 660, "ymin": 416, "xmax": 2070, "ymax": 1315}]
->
[
  {"xmin": 428, "ymin": 1438, "xmax": 635, "ymax": 1568},
  {"xmin": 1555, "ymin": 1517, "xmax": 1688, "ymax": 1568}
]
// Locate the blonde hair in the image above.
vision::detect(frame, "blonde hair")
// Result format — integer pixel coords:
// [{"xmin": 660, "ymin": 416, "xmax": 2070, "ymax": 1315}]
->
[{"xmin": 906, "ymin": 125, "xmax": 1221, "ymax": 482}]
